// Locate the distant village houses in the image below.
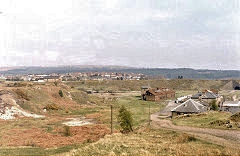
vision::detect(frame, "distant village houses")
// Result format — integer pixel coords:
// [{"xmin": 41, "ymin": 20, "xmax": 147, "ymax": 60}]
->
[{"xmin": 2, "ymin": 72, "xmax": 147, "ymax": 82}]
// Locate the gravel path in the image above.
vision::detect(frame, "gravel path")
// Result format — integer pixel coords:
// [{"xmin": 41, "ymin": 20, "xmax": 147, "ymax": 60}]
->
[{"xmin": 151, "ymin": 101, "xmax": 240, "ymax": 149}]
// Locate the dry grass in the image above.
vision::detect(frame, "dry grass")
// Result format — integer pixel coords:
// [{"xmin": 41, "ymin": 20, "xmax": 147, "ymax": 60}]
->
[
  {"xmin": 65, "ymin": 79, "xmax": 227, "ymax": 92},
  {"xmin": 172, "ymin": 111, "xmax": 240, "ymax": 130},
  {"xmin": 71, "ymin": 129, "xmax": 240, "ymax": 156},
  {"xmin": 0, "ymin": 80, "xmax": 238, "ymax": 155}
]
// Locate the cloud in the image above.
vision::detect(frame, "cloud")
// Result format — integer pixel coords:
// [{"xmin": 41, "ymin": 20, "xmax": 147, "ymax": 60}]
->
[{"xmin": 0, "ymin": 0, "xmax": 239, "ymax": 69}]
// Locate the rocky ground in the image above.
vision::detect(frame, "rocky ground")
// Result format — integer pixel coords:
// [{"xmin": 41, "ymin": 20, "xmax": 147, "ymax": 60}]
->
[{"xmin": 0, "ymin": 90, "xmax": 44, "ymax": 120}]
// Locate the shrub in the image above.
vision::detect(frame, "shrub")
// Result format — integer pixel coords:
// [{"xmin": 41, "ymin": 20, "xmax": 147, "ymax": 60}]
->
[
  {"xmin": 14, "ymin": 89, "xmax": 30, "ymax": 101},
  {"xmin": 117, "ymin": 105, "xmax": 133, "ymax": 133},
  {"xmin": 210, "ymin": 100, "xmax": 218, "ymax": 111},
  {"xmin": 230, "ymin": 112, "xmax": 240, "ymax": 122},
  {"xmin": 58, "ymin": 90, "xmax": 64, "ymax": 97},
  {"xmin": 43, "ymin": 104, "xmax": 59, "ymax": 110},
  {"xmin": 63, "ymin": 126, "xmax": 71, "ymax": 136},
  {"xmin": 54, "ymin": 81, "xmax": 58, "ymax": 86},
  {"xmin": 177, "ymin": 134, "xmax": 197, "ymax": 143}
]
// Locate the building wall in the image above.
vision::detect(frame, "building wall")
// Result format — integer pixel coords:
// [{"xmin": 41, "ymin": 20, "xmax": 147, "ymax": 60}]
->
[
  {"xmin": 145, "ymin": 95, "xmax": 156, "ymax": 101},
  {"xmin": 145, "ymin": 93, "xmax": 175, "ymax": 101},
  {"xmin": 171, "ymin": 111, "xmax": 179, "ymax": 118}
]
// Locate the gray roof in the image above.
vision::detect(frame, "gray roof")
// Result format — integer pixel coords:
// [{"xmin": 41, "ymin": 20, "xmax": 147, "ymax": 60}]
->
[
  {"xmin": 191, "ymin": 90, "xmax": 218, "ymax": 99},
  {"xmin": 171, "ymin": 99, "xmax": 207, "ymax": 113},
  {"xmin": 191, "ymin": 92, "xmax": 202, "ymax": 99},
  {"xmin": 203, "ymin": 91, "xmax": 218, "ymax": 99},
  {"xmin": 222, "ymin": 101, "xmax": 240, "ymax": 107}
]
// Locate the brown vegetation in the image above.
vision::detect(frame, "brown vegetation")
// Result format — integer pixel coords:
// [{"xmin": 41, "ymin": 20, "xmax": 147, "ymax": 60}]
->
[{"xmin": 0, "ymin": 124, "xmax": 110, "ymax": 148}]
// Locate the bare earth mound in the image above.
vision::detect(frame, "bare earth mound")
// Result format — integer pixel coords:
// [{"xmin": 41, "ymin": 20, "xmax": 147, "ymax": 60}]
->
[{"xmin": 0, "ymin": 90, "xmax": 44, "ymax": 120}]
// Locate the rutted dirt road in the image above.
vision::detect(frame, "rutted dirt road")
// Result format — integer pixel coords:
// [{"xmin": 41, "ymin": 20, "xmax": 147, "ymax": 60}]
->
[{"xmin": 151, "ymin": 101, "xmax": 240, "ymax": 149}]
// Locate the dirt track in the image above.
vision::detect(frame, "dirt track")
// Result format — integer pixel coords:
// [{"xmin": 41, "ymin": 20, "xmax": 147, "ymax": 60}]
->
[{"xmin": 151, "ymin": 101, "xmax": 240, "ymax": 149}]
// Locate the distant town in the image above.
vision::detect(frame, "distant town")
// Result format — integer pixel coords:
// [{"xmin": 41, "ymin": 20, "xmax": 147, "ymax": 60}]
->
[
  {"xmin": 0, "ymin": 72, "xmax": 150, "ymax": 82},
  {"xmin": 0, "ymin": 66, "xmax": 240, "ymax": 81}
]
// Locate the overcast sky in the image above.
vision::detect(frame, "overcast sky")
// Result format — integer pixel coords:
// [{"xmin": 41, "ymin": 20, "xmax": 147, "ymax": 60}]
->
[{"xmin": 0, "ymin": 0, "xmax": 239, "ymax": 70}]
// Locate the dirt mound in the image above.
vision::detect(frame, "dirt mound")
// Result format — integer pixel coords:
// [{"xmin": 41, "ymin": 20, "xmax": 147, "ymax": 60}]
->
[
  {"xmin": 0, "ymin": 90, "xmax": 44, "ymax": 120},
  {"xmin": 222, "ymin": 80, "xmax": 240, "ymax": 90}
]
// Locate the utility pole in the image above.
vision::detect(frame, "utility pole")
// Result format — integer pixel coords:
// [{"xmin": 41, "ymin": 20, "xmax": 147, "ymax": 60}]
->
[
  {"xmin": 111, "ymin": 105, "xmax": 113, "ymax": 134},
  {"xmin": 148, "ymin": 102, "xmax": 151, "ymax": 128}
]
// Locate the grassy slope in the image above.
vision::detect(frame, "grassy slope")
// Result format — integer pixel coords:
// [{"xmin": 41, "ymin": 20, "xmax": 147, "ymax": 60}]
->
[
  {"xmin": 72, "ymin": 129, "xmax": 240, "ymax": 156},
  {"xmin": 65, "ymin": 79, "xmax": 227, "ymax": 92},
  {"xmin": 172, "ymin": 111, "xmax": 240, "ymax": 130}
]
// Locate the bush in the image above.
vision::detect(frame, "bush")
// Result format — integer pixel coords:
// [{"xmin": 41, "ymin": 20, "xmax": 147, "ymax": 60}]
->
[
  {"xmin": 43, "ymin": 104, "xmax": 59, "ymax": 110},
  {"xmin": 117, "ymin": 105, "xmax": 133, "ymax": 133},
  {"xmin": 58, "ymin": 90, "xmax": 63, "ymax": 97},
  {"xmin": 177, "ymin": 134, "xmax": 197, "ymax": 143},
  {"xmin": 63, "ymin": 126, "xmax": 71, "ymax": 136},
  {"xmin": 54, "ymin": 81, "xmax": 58, "ymax": 86},
  {"xmin": 14, "ymin": 89, "xmax": 30, "ymax": 101},
  {"xmin": 210, "ymin": 100, "xmax": 218, "ymax": 111},
  {"xmin": 230, "ymin": 112, "xmax": 240, "ymax": 122}
]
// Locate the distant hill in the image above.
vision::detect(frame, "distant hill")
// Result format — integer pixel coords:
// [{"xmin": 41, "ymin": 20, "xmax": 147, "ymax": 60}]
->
[{"xmin": 0, "ymin": 66, "xmax": 240, "ymax": 79}]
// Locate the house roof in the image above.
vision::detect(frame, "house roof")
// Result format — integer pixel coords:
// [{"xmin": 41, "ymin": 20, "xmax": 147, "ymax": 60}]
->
[
  {"xmin": 141, "ymin": 86, "xmax": 150, "ymax": 89},
  {"xmin": 222, "ymin": 101, "xmax": 240, "ymax": 107},
  {"xmin": 146, "ymin": 88, "xmax": 175, "ymax": 96},
  {"xmin": 171, "ymin": 99, "xmax": 207, "ymax": 113},
  {"xmin": 191, "ymin": 92, "xmax": 202, "ymax": 99},
  {"xmin": 191, "ymin": 90, "xmax": 218, "ymax": 99},
  {"xmin": 203, "ymin": 91, "xmax": 218, "ymax": 99}
]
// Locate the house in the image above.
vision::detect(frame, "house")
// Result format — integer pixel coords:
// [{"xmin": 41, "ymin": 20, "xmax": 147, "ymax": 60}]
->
[
  {"xmin": 221, "ymin": 101, "xmax": 240, "ymax": 114},
  {"xmin": 143, "ymin": 87, "xmax": 175, "ymax": 101},
  {"xmin": 191, "ymin": 90, "xmax": 222, "ymax": 103},
  {"xmin": 171, "ymin": 99, "xmax": 207, "ymax": 118}
]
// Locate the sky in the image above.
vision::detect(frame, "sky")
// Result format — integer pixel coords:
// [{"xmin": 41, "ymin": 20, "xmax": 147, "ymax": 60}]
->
[{"xmin": 0, "ymin": 0, "xmax": 239, "ymax": 70}]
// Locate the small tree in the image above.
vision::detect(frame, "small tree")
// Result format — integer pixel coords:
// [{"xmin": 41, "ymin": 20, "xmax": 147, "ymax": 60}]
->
[
  {"xmin": 54, "ymin": 81, "xmax": 58, "ymax": 86},
  {"xmin": 63, "ymin": 125, "xmax": 71, "ymax": 136},
  {"xmin": 117, "ymin": 105, "xmax": 133, "ymax": 133},
  {"xmin": 59, "ymin": 90, "xmax": 64, "ymax": 97},
  {"xmin": 210, "ymin": 100, "xmax": 218, "ymax": 111}
]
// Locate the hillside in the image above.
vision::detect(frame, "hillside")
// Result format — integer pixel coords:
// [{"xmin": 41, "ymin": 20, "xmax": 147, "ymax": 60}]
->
[
  {"xmin": 0, "ymin": 80, "xmax": 239, "ymax": 155},
  {"xmin": 1, "ymin": 66, "xmax": 240, "ymax": 79}
]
